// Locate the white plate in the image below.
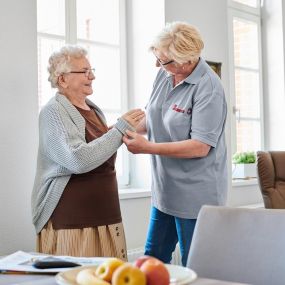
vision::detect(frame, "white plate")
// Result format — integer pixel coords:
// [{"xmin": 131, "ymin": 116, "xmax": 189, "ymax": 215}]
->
[
  {"xmin": 55, "ymin": 264, "xmax": 197, "ymax": 285},
  {"xmin": 166, "ymin": 264, "xmax": 197, "ymax": 284}
]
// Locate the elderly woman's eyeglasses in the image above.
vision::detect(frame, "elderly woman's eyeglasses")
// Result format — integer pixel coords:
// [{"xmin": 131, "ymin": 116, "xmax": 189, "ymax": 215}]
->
[
  {"xmin": 68, "ymin": 68, "xmax": 95, "ymax": 78},
  {"xmin": 155, "ymin": 56, "xmax": 174, "ymax": 66}
]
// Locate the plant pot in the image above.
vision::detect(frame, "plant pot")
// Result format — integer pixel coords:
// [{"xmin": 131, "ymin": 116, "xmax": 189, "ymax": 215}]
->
[{"xmin": 232, "ymin": 163, "xmax": 257, "ymax": 179}]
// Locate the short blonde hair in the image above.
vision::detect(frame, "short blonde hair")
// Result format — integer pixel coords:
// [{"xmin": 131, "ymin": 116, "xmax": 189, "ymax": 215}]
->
[
  {"xmin": 47, "ymin": 45, "xmax": 87, "ymax": 88},
  {"xmin": 150, "ymin": 22, "xmax": 204, "ymax": 64}
]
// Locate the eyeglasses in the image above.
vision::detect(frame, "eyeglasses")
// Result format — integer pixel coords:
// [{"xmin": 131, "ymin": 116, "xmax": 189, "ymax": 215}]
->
[
  {"xmin": 68, "ymin": 68, "xmax": 95, "ymax": 78},
  {"xmin": 155, "ymin": 56, "xmax": 174, "ymax": 66}
]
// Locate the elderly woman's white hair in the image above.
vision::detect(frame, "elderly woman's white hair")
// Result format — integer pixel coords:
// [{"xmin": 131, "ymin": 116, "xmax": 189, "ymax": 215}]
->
[
  {"xmin": 48, "ymin": 45, "xmax": 88, "ymax": 88},
  {"xmin": 150, "ymin": 22, "xmax": 204, "ymax": 65}
]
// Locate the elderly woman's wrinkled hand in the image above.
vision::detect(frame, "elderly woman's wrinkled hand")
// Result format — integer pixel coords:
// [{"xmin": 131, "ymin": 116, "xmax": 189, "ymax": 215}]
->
[{"xmin": 122, "ymin": 109, "xmax": 145, "ymax": 129}]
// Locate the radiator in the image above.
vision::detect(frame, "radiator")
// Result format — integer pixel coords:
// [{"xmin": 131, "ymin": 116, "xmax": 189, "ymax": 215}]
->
[{"xmin": 127, "ymin": 245, "xmax": 182, "ymax": 265}]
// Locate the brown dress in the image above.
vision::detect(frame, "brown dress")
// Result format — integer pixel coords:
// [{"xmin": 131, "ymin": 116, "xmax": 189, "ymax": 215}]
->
[{"xmin": 37, "ymin": 107, "xmax": 127, "ymax": 260}]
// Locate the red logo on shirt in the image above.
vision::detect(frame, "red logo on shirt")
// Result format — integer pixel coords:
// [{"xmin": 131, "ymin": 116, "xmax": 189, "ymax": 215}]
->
[
  {"xmin": 172, "ymin": 104, "xmax": 192, "ymax": 115},
  {"xmin": 172, "ymin": 104, "xmax": 185, "ymax": 113}
]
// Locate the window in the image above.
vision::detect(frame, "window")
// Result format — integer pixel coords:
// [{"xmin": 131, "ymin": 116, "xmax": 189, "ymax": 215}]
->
[
  {"xmin": 37, "ymin": 0, "xmax": 129, "ymax": 185},
  {"xmin": 228, "ymin": 0, "xmax": 264, "ymax": 154},
  {"xmin": 232, "ymin": 0, "xmax": 258, "ymax": 8},
  {"xmin": 37, "ymin": 0, "xmax": 65, "ymax": 108}
]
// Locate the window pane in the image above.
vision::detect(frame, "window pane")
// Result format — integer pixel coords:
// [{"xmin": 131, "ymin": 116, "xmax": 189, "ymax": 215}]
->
[
  {"xmin": 236, "ymin": 120, "xmax": 261, "ymax": 152},
  {"xmin": 233, "ymin": 18, "xmax": 259, "ymax": 69},
  {"xmin": 38, "ymin": 37, "xmax": 65, "ymax": 109},
  {"xmin": 103, "ymin": 112, "xmax": 124, "ymax": 177},
  {"xmin": 115, "ymin": 147, "xmax": 124, "ymax": 177},
  {"xmin": 77, "ymin": 0, "xmax": 119, "ymax": 45},
  {"xmin": 79, "ymin": 42, "xmax": 121, "ymax": 110},
  {"xmin": 103, "ymin": 112, "xmax": 121, "ymax": 126},
  {"xmin": 233, "ymin": 0, "xmax": 258, "ymax": 8},
  {"xmin": 235, "ymin": 69, "xmax": 260, "ymax": 118},
  {"xmin": 37, "ymin": 0, "xmax": 65, "ymax": 36}
]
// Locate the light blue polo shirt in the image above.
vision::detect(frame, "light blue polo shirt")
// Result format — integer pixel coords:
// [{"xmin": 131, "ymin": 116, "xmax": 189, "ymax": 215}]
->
[{"xmin": 146, "ymin": 58, "xmax": 228, "ymax": 219}]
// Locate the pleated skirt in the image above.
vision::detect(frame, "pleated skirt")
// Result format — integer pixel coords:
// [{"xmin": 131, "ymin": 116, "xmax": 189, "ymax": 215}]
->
[{"xmin": 36, "ymin": 220, "xmax": 127, "ymax": 261}]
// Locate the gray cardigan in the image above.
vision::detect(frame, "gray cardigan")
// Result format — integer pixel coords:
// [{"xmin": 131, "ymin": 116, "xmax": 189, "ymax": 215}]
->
[{"xmin": 31, "ymin": 93, "xmax": 133, "ymax": 233}]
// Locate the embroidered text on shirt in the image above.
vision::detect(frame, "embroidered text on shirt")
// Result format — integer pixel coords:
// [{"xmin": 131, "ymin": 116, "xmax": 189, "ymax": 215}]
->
[{"xmin": 172, "ymin": 104, "xmax": 185, "ymax": 113}]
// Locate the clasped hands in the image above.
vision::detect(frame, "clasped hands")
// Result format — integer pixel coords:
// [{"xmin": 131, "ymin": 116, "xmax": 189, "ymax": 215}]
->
[
  {"xmin": 121, "ymin": 109, "xmax": 145, "ymax": 129},
  {"xmin": 121, "ymin": 109, "xmax": 151, "ymax": 154}
]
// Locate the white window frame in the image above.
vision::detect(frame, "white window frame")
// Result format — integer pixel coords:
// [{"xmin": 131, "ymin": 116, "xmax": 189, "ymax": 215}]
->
[
  {"xmin": 228, "ymin": 0, "xmax": 261, "ymax": 15},
  {"xmin": 228, "ymin": 0, "xmax": 264, "ymax": 155},
  {"xmin": 37, "ymin": 0, "xmax": 130, "ymax": 186}
]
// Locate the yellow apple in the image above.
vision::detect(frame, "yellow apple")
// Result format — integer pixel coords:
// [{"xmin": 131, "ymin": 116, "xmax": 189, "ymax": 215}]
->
[
  {"xmin": 76, "ymin": 268, "xmax": 110, "ymax": 285},
  {"xmin": 112, "ymin": 263, "xmax": 146, "ymax": 285},
  {"xmin": 95, "ymin": 258, "xmax": 125, "ymax": 281}
]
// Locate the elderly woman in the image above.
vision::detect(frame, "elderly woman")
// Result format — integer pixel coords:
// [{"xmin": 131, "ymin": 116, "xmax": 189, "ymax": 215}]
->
[
  {"xmin": 32, "ymin": 45, "xmax": 144, "ymax": 259},
  {"xmin": 123, "ymin": 22, "xmax": 228, "ymax": 266}
]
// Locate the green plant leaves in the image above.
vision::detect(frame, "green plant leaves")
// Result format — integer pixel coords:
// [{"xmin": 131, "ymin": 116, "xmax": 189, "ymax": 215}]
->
[{"xmin": 232, "ymin": 151, "xmax": 256, "ymax": 164}]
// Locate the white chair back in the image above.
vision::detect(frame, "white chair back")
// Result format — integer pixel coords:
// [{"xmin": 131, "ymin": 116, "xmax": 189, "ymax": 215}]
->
[{"xmin": 187, "ymin": 206, "xmax": 285, "ymax": 285}]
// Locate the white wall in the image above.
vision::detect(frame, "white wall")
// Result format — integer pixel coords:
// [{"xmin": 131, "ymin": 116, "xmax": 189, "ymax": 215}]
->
[
  {"xmin": 0, "ymin": 0, "xmax": 38, "ymax": 255},
  {"xmin": 120, "ymin": 197, "xmax": 150, "ymax": 250}
]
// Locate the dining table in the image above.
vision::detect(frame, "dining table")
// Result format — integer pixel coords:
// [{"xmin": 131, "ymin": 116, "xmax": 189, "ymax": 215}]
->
[{"xmin": 0, "ymin": 273, "xmax": 250, "ymax": 285}]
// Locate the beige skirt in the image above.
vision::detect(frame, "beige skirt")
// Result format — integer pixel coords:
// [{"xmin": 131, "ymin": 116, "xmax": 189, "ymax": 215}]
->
[{"xmin": 37, "ymin": 220, "xmax": 127, "ymax": 261}]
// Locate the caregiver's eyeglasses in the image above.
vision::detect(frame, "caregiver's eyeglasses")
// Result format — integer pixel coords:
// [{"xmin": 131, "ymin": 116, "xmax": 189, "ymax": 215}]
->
[{"xmin": 155, "ymin": 56, "xmax": 174, "ymax": 66}]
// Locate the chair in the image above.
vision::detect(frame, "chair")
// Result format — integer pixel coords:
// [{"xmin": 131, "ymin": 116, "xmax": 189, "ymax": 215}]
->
[
  {"xmin": 187, "ymin": 206, "xmax": 285, "ymax": 285},
  {"xmin": 257, "ymin": 151, "xmax": 285, "ymax": 208}
]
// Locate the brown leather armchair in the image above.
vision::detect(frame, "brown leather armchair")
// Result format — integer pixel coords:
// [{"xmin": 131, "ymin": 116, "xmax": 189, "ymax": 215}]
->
[{"xmin": 257, "ymin": 151, "xmax": 285, "ymax": 208}]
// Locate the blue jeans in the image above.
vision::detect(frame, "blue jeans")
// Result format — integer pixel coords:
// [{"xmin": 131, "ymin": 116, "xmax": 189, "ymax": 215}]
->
[{"xmin": 144, "ymin": 207, "xmax": 196, "ymax": 266}]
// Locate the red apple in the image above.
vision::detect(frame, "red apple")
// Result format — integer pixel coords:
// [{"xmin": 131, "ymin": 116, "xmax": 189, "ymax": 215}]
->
[
  {"xmin": 140, "ymin": 258, "xmax": 170, "ymax": 285},
  {"xmin": 133, "ymin": 255, "xmax": 152, "ymax": 268}
]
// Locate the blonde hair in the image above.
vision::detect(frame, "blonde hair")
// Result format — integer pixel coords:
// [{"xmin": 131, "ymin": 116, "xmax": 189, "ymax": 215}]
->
[
  {"xmin": 47, "ymin": 45, "xmax": 87, "ymax": 88},
  {"xmin": 150, "ymin": 22, "xmax": 204, "ymax": 64}
]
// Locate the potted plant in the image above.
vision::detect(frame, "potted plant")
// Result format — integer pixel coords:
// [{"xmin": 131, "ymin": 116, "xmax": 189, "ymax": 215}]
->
[{"xmin": 232, "ymin": 151, "xmax": 257, "ymax": 179}]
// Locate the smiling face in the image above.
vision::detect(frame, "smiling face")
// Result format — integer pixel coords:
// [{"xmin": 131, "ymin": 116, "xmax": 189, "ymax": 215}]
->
[{"xmin": 59, "ymin": 56, "xmax": 95, "ymax": 100}]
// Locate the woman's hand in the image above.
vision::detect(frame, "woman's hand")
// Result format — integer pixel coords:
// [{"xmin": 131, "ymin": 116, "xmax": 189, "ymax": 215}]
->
[
  {"xmin": 122, "ymin": 109, "xmax": 145, "ymax": 129},
  {"xmin": 123, "ymin": 130, "xmax": 152, "ymax": 154}
]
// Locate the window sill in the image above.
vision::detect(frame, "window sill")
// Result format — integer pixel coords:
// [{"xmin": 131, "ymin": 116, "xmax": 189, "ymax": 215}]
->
[
  {"xmin": 232, "ymin": 178, "xmax": 258, "ymax": 187},
  {"xmin": 119, "ymin": 179, "xmax": 259, "ymax": 199},
  {"xmin": 119, "ymin": 188, "xmax": 151, "ymax": 200}
]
